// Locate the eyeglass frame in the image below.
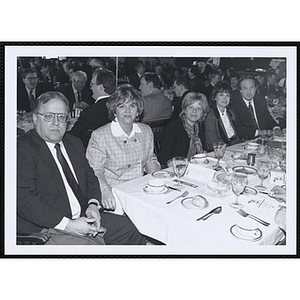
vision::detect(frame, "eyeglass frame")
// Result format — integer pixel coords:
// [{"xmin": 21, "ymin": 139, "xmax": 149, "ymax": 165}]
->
[{"xmin": 36, "ymin": 112, "xmax": 69, "ymax": 123}]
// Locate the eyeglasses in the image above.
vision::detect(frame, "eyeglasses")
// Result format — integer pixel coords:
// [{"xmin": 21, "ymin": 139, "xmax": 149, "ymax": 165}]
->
[
  {"xmin": 37, "ymin": 112, "xmax": 69, "ymax": 123},
  {"xmin": 26, "ymin": 77, "xmax": 38, "ymax": 81}
]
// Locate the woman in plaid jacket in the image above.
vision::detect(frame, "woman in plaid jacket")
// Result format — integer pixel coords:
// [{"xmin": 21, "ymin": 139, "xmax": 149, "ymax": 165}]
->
[{"xmin": 86, "ymin": 84, "xmax": 161, "ymax": 210}]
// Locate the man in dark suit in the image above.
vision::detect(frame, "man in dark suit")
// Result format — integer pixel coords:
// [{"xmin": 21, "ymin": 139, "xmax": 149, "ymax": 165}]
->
[
  {"xmin": 203, "ymin": 70, "xmax": 221, "ymax": 102},
  {"xmin": 17, "ymin": 91, "xmax": 146, "ymax": 245},
  {"xmin": 168, "ymin": 75, "xmax": 190, "ymax": 123},
  {"xmin": 129, "ymin": 60, "xmax": 145, "ymax": 89},
  {"xmin": 17, "ymin": 68, "xmax": 49, "ymax": 112},
  {"xmin": 231, "ymin": 75, "xmax": 278, "ymax": 140},
  {"xmin": 57, "ymin": 70, "xmax": 94, "ymax": 111},
  {"xmin": 68, "ymin": 69, "xmax": 116, "ymax": 148}
]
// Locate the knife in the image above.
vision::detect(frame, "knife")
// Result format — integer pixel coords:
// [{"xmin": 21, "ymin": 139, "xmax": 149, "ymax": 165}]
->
[
  {"xmin": 173, "ymin": 179, "xmax": 198, "ymax": 188},
  {"xmin": 167, "ymin": 185, "xmax": 182, "ymax": 192}
]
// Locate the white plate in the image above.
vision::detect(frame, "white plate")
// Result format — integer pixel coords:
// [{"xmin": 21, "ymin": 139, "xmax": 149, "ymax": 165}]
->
[
  {"xmin": 151, "ymin": 170, "xmax": 174, "ymax": 179},
  {"xmin": 143, "ymin": 185, "xmax": 170, "ymax": 195},
  {"xmin": 181, "ymin": 196, "xmax": 208, "ymax": 210},
  {"xmin": 232, "ymin": 166, "xmax": 257, "ymax": 176},
  {"xmin": 230, "ymin": 225, "xmax": 262, "ymax": 241}
]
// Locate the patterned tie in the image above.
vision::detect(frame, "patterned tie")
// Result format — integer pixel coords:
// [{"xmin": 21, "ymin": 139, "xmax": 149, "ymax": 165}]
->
[
  {"xmin": 29, "ymin": 90, "xmax": 35, "ymax": 111},
  {"xmin": 248, "ymin": 101, "xmax": 259, "ymax": 129},
  {"xmin": 54, "ymin": 143, "xmax": 86, "ymax": 205}
]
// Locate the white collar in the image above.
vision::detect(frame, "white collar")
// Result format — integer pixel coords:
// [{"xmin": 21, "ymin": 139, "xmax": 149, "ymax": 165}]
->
[
  {"xmin": 242, "ymin": 97, "xmax": 253, "ymax": 106},
  {"xmin": 111, "ymin": 119, "xmax": 141, "ymax": 138},
  {"xmin": 95, "ymin": 95, "xmax": 109, "ymax": 103},
  {"xmin": 26, "ymin": 86, "xmax": 36, "ymax": 94},
  {"xmin": 217, "ymin": 107, "xmax": 227, "ymax": 116}
]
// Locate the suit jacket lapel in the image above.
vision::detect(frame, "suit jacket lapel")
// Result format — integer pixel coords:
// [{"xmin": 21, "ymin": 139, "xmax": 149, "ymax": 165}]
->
[{"xmin": 31, "ymin": 130, "xmax": 71, "ymax": 206}]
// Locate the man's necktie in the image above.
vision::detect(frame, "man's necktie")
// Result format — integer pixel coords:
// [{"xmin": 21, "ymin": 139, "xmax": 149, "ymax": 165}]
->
[
  {"xmin": 248, "ymin": 102, "xmax": 259, "ymax": 130},
  {"xmin": 54, "ymin": 143, "xmax": 86, "ymax": 205},
  {"xmin": 77, "ymin": 91, "xmax": 81, "ymax": 103},
  {"xmin": 29, "ymin": 90, "xmax": 35, "ymax": 111}
]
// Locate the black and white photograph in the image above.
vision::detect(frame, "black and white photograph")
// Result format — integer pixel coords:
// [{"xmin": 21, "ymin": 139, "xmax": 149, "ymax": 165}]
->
[{"xmin": 4, "ymin": 44, "xmax": 297, "ymax": 256}]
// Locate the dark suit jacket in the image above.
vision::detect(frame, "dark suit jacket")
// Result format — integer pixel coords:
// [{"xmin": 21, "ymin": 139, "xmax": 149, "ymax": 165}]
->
[
  {"xmin": 57, "ymin": 83, "xmax": 94, "ymax": 110},
  {"xmin": 17, "ymin": 129, "xmax": 101, "ymax": 234},
  {"xmin": 129, "ymin": 73, "xmax": 141, "ymax": 89},
  {"xmin": 68, "ymin": 96, "xmax": 111, "ymax": 148},
  {"xmin": 157, "ymin": 118, "xmax": 206, "ymax": 166},
  {"xmin": 231, "ymin": 93, "xmax": 277, "ymax": 140},
  {"xmin": 204, "ymin": 105, "xmax": 241, "ymax": 152},
  {"xmin": 17, "ymin": 83, "xmax": 49, "ymax": 112},
  {"xmin": 168, "ymin": 90, "xmax": 190, "ymax": 123}
]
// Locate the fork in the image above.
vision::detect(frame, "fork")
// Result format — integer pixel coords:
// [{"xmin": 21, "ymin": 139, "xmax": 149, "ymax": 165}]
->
[
  {"xmin": 237, "ymin": 209, "xmax": 270, "ymax": 226},
  {"xmin": 166, "ymin": 191, "xmax": 189, "ymax": 204}
]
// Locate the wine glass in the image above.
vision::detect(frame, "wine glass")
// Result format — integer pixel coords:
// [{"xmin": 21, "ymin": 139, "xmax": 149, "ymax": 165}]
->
[
  {"xmin": 255, "ymin": 160, "xmax": 272, "ymax": 191},
  {"xmin": 172, "ymin": 156, "xmax": 189, "ymax": 189},
  {"xmin": 213, "ymin": 141, "xmax": 226, "ymax": 170},
  {"xmin": 230, "ymin": 173, "xmax": 248, "ymax": 209}
]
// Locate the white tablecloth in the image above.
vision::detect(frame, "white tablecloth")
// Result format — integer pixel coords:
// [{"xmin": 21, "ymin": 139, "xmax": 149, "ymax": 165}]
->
[{"xmin": 112, "ymin": 141, "xmax": 287, "ymax": 254}]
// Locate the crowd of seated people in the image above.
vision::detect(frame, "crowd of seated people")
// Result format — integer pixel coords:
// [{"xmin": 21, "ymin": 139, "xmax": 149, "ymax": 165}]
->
[{"xmin": 16, "ymin": 56, "xmax": 287, "ymax": 245}]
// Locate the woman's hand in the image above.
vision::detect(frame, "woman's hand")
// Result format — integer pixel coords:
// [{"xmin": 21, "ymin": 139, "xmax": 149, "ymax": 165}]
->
[{"xmin": 101, "ymin": 189, "xmax": 116, "ymax": 211}]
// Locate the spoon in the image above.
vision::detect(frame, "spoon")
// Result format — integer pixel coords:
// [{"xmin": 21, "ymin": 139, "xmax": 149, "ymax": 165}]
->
[
  {"xmin": 166, "ymin": 191, "xmax": 189, "ymax": 204},
  {"xmin": 196, "ymin": 206, "xmax": 222, "ymax": 221}
]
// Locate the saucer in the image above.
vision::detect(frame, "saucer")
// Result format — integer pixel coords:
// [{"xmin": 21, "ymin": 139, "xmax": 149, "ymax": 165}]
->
[
  {"xmin": 230, "ymin": 225, "xmax": 262, "ymax": 241},
  {"xmin": 151, "ymin": 170, "xmax": 174, "ymax": 179},
  {"xmin": 181, "ymin": 196, "xmax": 208, "ymax": 210},
  {"xmin": 143, "ymin": 185, "xmax": 169, "ymax": 195}
]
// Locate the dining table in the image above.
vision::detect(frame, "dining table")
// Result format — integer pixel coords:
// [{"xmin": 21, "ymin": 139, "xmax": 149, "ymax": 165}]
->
[{"xmin": 111, "ymin": 139, "xmax": 290, "ymax": 254}]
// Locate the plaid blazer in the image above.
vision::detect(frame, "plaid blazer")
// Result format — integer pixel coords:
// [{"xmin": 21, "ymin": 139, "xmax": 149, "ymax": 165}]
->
[{"xmin": 86, "ymin": 122, "xmax": 160, "ymax": 192}]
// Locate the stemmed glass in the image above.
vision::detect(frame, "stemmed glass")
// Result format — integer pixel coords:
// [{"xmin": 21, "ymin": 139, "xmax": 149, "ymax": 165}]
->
[
  {"xmin": 255, "ymin": 160, "xmax": 272, "ymax": 191},
  {"xmin": 230, "ymin": 173, "xmax": 248, "ymax": 209},
  {"xmin": 172, "ymin": 156, "xmax": 189, "ymax": 189},
  {"xmin": 213, "ymin": 141, "xmax": 226, "ymax": 171}
]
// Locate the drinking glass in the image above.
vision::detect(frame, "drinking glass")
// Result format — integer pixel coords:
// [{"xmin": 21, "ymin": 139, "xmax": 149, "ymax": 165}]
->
[
  {"xmin": 213, "ymin": 141, "xmax": 226, "ymax": 170},
  {"xmin": 172, "ymin": 156, "xmax": 189, "ymax": 189},
  {"xmin": 230, "ymin": 173, "xmax": 248, "ymax": 209},
  {"xmin": 268, "ymin": 143, "xmax": 284, "ymax": 168},
  {"xmin": 255, "ymin": 160, "xmax": 272, "ymax": 191}
]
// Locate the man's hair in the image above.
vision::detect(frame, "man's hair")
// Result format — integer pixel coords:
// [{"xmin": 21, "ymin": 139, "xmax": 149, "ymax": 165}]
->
[
  {"xmin": 134, "ymin": 60, "xmax": 144, "ymax": 71},
  {"xmin": 229, "ymin": 72, "xmax": 240, "ymax": 80},
  {"xmin": 238, "ymin": 74, "xmax": 258, "ymax": 89},
  {"xmin": 93, "ymin": 68, "xmax": 116, "ymax": 95},
  {"xmin": 21, "ymin": 68, "xmax": 37, "ymax": 79},
  {"xmin": 174, "ymin": 75, "xmax": 190, "ymax": 90},
  {"xmin": 140, "ymin": 72, "xmax": 161, "ymax": 89},
  {"xmin": 72, "ymin": 70, "xmax": 87, "ymax": 82},
  {"xmin": 189, "ymin": 65, "xmax": 199, "ymax": 76},
  {"xmin": 34, "ymin": 91, "xmax": 70, "ymax": 114}
]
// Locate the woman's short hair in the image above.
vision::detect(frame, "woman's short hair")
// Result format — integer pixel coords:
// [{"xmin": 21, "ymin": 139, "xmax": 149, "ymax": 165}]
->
[
  {"xmin": 34, "ymin": 91, "xmax": 70, "ymax": 114},
  {"xmin": 180, "ymin": 92, "xmax": 209, "ymax": 122},
  {"xmin": 106, "ymin": 84, "xmax": 144, "ymax": 122},
  {"xmin": 210, "ymin": 80, "xmax": 232, "ymax": 104}
]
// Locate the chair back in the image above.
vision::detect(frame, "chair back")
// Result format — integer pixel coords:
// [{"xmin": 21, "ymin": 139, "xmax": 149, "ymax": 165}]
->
[{"xmin": 146, "ymin": 119, "xmax": 170, "ymax": 155}]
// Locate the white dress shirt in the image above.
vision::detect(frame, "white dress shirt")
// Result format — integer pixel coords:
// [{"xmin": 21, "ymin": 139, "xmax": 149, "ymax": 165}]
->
[
  {"xmin": 46, "ymin": 141, "xmax": 81, "ymax": 230},
  {"xmin": 242, "ymin": 97, "xmax": 260, "ymax": 135},
  {"xmin": 217, "ymin": 107, "xmax": 235, "ymax": 139}
]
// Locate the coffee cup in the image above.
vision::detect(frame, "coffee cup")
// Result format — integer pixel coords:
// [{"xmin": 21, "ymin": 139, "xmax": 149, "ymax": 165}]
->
[
  {"xmin": 192, "ymin": 153, "xmax": 207, "ymax": 163},
  {"xmin": 247, "ymin": 142, "xmax": 259, "ymax": 150},
  {"xmin": 147, "ymin": 179, "xmax": 165, "ymax": 193}
]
